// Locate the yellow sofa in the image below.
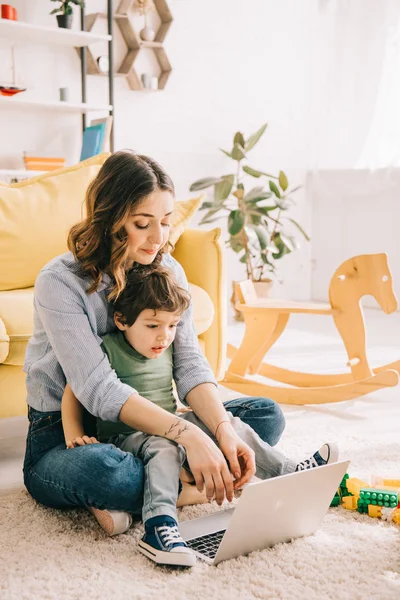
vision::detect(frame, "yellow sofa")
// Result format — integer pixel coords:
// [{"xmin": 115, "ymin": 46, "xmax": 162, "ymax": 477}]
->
[{"xmin": 0, "ymin": 155, "xmax": 226, "ymax": 419}]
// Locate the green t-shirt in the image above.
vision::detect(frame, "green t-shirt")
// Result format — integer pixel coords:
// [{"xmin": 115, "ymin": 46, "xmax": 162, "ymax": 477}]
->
[{"xmin": 97, "ymin": 331, "xmax": 177, "ymax": 442}]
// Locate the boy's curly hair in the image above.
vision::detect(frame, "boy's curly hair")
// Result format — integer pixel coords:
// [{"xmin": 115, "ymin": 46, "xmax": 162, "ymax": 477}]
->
[{"xmin": 113, "ymin": 266, "xmax": 191, "ymax": 327}]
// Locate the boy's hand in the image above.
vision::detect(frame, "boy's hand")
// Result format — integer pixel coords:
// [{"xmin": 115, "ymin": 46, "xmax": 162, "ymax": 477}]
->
[{"xmin": 66, "ymin": 435, "xmax": 100, "ymax": 449}]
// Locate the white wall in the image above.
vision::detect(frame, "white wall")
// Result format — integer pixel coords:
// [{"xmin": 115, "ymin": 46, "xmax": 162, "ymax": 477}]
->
[{"xmin": 2, "ymin": 1, "xmax": 399, "ymax": 312}]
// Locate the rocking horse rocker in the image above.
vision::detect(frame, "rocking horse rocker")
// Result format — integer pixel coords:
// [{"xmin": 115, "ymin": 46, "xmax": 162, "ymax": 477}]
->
[{"xmin": 223, "ymin": 253, "xmax": 400, "ymax": 404}]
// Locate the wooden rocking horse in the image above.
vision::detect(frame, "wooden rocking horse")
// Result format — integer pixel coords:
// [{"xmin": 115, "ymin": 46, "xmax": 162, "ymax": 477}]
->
[{"xmin": 222, "ymin": 253, "xmax": 400, "ymax": 404}]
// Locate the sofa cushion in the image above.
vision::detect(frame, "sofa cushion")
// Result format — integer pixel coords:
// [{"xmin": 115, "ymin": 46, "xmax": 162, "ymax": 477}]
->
[
  {"xmin": 0, "ymin": 154, "xmax": 109, "ymax": 292},
  {"xmin": 0, "ymin": 283, "xmax": 213, "ymax": 366},
  {"xmin": 0, "ymin": 150, "xmax": 202, "ymax": 291}
]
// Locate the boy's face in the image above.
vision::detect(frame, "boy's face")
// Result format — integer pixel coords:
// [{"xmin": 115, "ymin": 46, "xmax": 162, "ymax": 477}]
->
[{"xmin": 115, "ymin": 309, "xmax": 181, "ymax": 359}]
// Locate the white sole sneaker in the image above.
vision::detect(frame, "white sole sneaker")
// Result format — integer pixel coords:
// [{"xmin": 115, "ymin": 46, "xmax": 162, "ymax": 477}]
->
[
  {"xmin": 321, "ymin": 442, "xmax": 339, "ymax": 464},
  {"xmin": 138, "ymin": 539, "xmax": 196, "ymax": 567},
  {"xmin": 87, "ymin": 507, "xmax": 132, "ymax": 536}
]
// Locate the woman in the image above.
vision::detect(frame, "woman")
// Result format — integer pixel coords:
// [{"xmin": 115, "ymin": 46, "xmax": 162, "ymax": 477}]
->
[{"xmin": 23, "ymin": 150, "xmax": 286, "ymax": 535}]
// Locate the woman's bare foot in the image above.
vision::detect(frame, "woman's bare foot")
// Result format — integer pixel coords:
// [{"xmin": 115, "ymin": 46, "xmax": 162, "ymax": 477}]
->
[
  {"xmin": 179, "ymin": 467, "xmax": 195, "ymax": 484},
  {"xmin": 177, "ymin": 482, "xmax": 209, "ymax": 507}
]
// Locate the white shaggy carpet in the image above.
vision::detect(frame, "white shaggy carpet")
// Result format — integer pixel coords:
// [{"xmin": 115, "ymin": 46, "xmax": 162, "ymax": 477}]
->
[{"xmin": 1, "ymin": 327, "xmax": 400, "ymax": 600}]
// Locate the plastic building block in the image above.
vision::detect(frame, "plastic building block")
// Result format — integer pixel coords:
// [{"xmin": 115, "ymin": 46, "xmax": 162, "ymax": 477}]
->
[
  {"xmin": 380, "ymin": 507, "xmax": 394, "ymax": 521},
  {"xmin": 360, "ymin": 488, "xmax": 398, "ymax": 508},
  {"xmin": 368, "ymin": 505, "xmax": 382, "ymax": 518},
  {"xmin": 342, "ymin": 496, "xmax": 358, "ymax": 510},
  {"xmin": 339, "ymin": 473, "xmax": 351, "ymax": 497},
  {"xmin": 330, "ymin": 492, "xmax": 341, "ymax": 507},
  {"xmin": 357, "ymin": 499, "xmax": 369, "ymax": 514},
  {"xmin": 392, "ymin": 508, "xmax": 400, "ymax": 525},
  {"xmin": 383, "ymin": 479, "xmax": 400, "ymax": 488},
  {"xmin": 346, "ymin": 478, "xmax": 369, "ymax": 497},
  {"xmin": 371, "ymin": 476, "xmax": 400, "ymax": 488}
]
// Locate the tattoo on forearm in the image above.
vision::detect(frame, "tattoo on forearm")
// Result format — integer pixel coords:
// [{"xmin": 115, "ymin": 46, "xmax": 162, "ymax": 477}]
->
[{"xmin": 165, "ymin": 419, "xmax": 190, "ymax": 442}]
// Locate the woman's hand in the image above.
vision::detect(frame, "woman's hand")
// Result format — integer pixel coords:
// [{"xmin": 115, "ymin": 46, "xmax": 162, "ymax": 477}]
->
[
  {"xmin": 216, "ymin": 423, "xmax": 256, "ymax": 490},
  {"xmin": 182, "ymin": 430, "xmax": 235, "ymax": 506},
  {"xmin": 66, "ymin": 435, "xmax": 100, "ymax": 449}
]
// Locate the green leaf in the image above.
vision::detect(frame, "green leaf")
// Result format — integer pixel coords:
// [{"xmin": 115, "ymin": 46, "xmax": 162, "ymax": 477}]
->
[
  {"xmin": 285, "ymin": 218, "xmax": 310, "ymax": 241},
  {"xmin": 243, "ymin": 186, "xmax": 268, "ymax": 202},
  {"xmin": 252, "ymin": 226, "xmax": 269, "ymax": 250},
  {"xmin": 50, "ymin": 8, "xmax": 60, "ymax": 13},
  {"xmin": 267, "ymin": 243, "xmax": 280, "ymax": 254},
  {"xmin": 190, "ymin": 177, "xmax": 224, "ymax": 191},
  {"xmin": 288, "ymin": 185, "xmax": 302, "ymax": 195},
  {"xmin": 245, "ymin": 123, "xmax": 268, "ymax": 152},
  {"xmin": 280, "ymin": 234, "xmax": 295, "ymax": 252},
  {"xmin": 242, "ymin": 165, "xmax": 277, "ymax": 179},
  {"xmin": 199, "ymin": 206, "xmax": 224, "ymax": 225},
  {"xmin": 214, "ymin": 175, "xmax": 234, "ymax": 202},
  {"xmin": 229, "ymin": 237, "xmax": 245, "ymax": 253},
  {"xmin": 279, "ymin": 171, "xmax": 288, "ymax": 192},
  {"xmin": 252, "ymin": 205, "xmax": 277, "ymax": 216},
  {"xmin": 269, "ymin": 180, "xmax": 281, "ymax": 198},
  {"xmin": 220, "ymin": 148, "xmax": 233, "ymax": 159},
  {"xmin": 199, "ymin": 201, "xmax": 215, "ymax": 210},
  {"xmin": 240, "ymin": 252, "xmax": 249, "ymax": 264},
  {"xmin": 228, "ymin": 210, "xmax": 245, "ymax": 235},
  {"xmin": 275, "ymin": 200, "xmax": 289, "ymax": 210},
  {"xmin": 200, "ymin": 216, "xmax": 224, "ymax": 225},
  {"xmin": 233, "ymin": 132, "xmax": 245, "ymax": 148},
  {"xmin": 231, "ymin": 143, "xmax": 247, "ymax": 161}
]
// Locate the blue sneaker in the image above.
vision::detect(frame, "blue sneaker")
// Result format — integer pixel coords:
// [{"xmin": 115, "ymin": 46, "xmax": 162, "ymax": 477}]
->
[
  {"xmin": 138, "ymin": 515, "xmax": 196, "ymax": 567},
  {"xmin": 295, "ymin": 442, "xmax": 339, "ymax": 471}
]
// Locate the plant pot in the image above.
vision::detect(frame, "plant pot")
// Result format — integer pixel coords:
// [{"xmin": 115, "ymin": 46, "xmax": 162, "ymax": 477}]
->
[
  {"xmin": 56, "ymin": 14, "xmax": 73, "ymax": 29},
  {"xmin": 253, "ymin": 279, "xmax": 273, "ymax": 299},
  {"xmin": 231, "ymin": 278, "xmax": 273, "ymax": 321}
]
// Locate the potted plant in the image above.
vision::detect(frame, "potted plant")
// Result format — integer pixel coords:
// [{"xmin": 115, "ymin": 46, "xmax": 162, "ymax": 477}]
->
[
  {"xmin": 50, "ymin": 0, "xmax": 85, "ymax": 29},
  {"xmin": 189, "ymin": 123, "xmax": 310, "ymax": 318}
]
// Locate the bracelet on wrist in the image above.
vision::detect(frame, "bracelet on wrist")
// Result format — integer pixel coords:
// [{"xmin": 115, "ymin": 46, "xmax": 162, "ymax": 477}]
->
[{"xmin": 214, "ymin": 419, "xmax": 231, "ymax": 440}]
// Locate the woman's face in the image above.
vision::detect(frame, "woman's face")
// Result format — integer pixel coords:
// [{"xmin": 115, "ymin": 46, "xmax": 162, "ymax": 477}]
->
[{"xmin": 124, "ymin": 189, "xmax": 174, "ymax": 267}]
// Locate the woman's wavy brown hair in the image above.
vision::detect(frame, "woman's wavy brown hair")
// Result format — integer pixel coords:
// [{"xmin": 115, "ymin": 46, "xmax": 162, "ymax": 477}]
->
[{"xmin": 68, "ymin": 150, "xmax": 175, "ymax": 300}]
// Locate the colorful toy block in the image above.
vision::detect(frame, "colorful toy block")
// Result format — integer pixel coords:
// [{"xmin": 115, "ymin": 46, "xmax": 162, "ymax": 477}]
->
[
  {"xmin": 359, "ymin": 488, "xmax": 398, "ymax": 508},
  {"xmin": 392, "ymin": 509, "xmax": 400, "ymax": 525},
  {"xmin": 329, "ymin": 472, "xmax": 400, "ymax": 525},
  {"xmin": 330, "ymin": 493, "xmax": 341, "ymax": 507},
  {"xmin": 342, "ymin": 495, "xmax": 358, "ymax": 510},
  {"xmin": 368, "ymin": 505, "xmax": 382, "ymax": 518},
  {"xmin": 346, "ymin": 477, "xmax": 368, "ymax": 497}
]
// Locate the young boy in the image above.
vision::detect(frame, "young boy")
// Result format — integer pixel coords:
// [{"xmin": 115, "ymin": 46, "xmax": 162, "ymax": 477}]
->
[{"xmin": 62, "ymin": 267, "xmax": 338, "ymax": 568}]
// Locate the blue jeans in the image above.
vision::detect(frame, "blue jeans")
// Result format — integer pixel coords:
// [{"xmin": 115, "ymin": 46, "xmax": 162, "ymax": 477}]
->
[{"xmin": 23, "ymin": 397, "xmax": 286, "ymax": 515}]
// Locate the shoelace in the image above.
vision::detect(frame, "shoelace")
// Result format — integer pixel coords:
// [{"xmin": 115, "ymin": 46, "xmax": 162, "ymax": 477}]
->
[
  {"xmin": 297, "ymin": 456, "xmax": 319, "ymax": 470},
  {"xmin": 157, "ymin": 525, "xmax": 185, "ymax": 548}
]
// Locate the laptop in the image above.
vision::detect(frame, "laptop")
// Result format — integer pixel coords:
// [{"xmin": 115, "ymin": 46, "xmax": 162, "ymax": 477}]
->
[{"xmin": 179, "ymin": 460, "xmax": 350, "ymax": 565}]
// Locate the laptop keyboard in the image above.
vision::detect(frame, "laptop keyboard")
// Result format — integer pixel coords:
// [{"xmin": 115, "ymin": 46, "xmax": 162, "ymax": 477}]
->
[{"xmin": 186, "ymin": 529, "xmax": 226, "ymax": 559}]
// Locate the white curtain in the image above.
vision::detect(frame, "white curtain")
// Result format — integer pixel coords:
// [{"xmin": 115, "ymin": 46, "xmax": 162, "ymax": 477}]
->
[{"xmin": 305, "ymin": 0, "xmax": 400, "ymax": 170}]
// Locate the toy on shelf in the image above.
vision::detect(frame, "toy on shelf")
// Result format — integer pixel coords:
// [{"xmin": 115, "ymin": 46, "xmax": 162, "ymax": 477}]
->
[
  {"xmin": 0, "ymin": 46, "xmax": 26, "ymax": 97},
  {"xmin": 223, "ymin": 253, "xmax": 400, "ymax": 405},
  {"xmin": 330, "ymin": 473, "xmax": 400, "ymax": 525}
]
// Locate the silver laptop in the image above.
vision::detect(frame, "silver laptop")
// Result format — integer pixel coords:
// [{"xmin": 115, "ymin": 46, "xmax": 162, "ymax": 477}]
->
[{"xmin": 179, "ymin": 460, "xmax": 350, "ymax": 565}]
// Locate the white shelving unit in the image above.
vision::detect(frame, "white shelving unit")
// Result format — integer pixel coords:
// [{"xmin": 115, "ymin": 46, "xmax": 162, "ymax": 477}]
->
[
  {"xmin": 0, "ymin": 18, "xmax": 111, "ymax": 47},
  {"xmin": 0, "ymin": 7, "xmax": 114, "ymax": 156},
  {"xmin": 0, "ymin": 169, "xmax": 45, "ymax": 183},
  {"xmin": 0, "ymin": 96, "xmax": 112, "ymax": 114}
]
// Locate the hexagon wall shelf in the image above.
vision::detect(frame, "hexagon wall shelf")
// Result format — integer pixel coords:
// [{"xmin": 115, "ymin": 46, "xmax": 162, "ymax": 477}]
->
[
  {"xmin": 82, "ymin": 0, "xmax": 173, "ymax": 91},
  {"xmin": 116, "ymin": 0, "xmax": 173, "ymax": 91}
]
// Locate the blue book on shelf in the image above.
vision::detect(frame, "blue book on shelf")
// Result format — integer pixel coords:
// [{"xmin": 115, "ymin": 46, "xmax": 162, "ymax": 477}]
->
[{"xmin": 80, "ymin": 123, "xmax": 106, "ymax": 161}]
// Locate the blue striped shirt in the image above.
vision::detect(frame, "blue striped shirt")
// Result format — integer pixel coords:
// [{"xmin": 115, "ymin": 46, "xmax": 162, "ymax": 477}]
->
[{"xmin": 23, "ymin": 252, "xmax": 217, "ymax": 421}]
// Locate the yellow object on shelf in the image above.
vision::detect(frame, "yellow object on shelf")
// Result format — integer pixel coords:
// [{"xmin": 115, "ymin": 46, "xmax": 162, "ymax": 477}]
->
[{"xmin": 23, "ymin": 156, "xmax": 66, "ymax": 171}]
